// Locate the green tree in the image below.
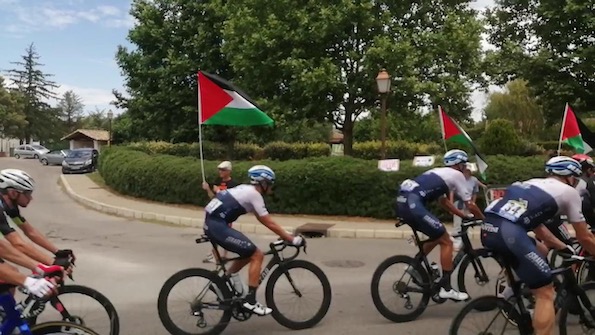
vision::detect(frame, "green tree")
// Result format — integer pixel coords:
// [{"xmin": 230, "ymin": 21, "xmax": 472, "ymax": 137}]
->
[
  {"xmin": 5, "ymin": 43, "xmax": 60, "ymax": 143},
  {"xmin": 478, "ymin": 118, "xmax": 524, "ymax": 155},
  {"xmin": 484, "ymin": 79, "xmax": 544, "ymax": 139},
  {"xmin": 114, "ymin": 0, "xmax": 232, "ymax": 142},
  {"xmin": 0, "ymin": 76, "xmax": 27, "ymax": 139},
  {"xmin": 354, "ymin": 111, "xmax": 441, "ymax": 144},
  {"xmin": 484, "ymin": 0, "xmax": 595, "ymax": 125},
  {"xmin": 80, "ymin": 108, "xmax": 110, "ymax": 129},
  {"xmin": 222, "ymin": 0, "xmax": 484, "ymax": 155},
  {"xmin": 58, "ymin": 90, "xmax": 84, "ymax": 132}
]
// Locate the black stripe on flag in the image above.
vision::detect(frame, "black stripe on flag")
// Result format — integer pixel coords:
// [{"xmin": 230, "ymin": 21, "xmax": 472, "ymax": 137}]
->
[{"xmin": 200, "ymin": 71, "xmax": 263, "ymax": 111}]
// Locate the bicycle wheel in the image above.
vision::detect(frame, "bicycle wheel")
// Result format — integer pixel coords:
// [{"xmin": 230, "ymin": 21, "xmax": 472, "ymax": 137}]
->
[
  {"xmin": 370, "ymin": 255, "xmax": 430, "ymax": 323},
  {"xmin": 559, "ymin": 281, "xmax": 595, "ymax": 335},
  {"xmin": 31, "ymin": 321, "xmax": 99, "ymax": 335},
  {"xmin": 449, "ymin": 296, "xmax": 529, "ymax": 335},
  {"xmin": 157, "ymin": 268, "xmax": 232, "ymax": 335},
  {"xmin": 265, "ymin": 259, "xmax": 332, "ymax": 330},
  {"xmin": 29, "ymin": 285, "xmax": 120, "ymax": 335},
  {"xmin": 456, "ymin": 250, "xmax": 504, "ymax": 309},
  {"xmin": 576, "ymin": 261, "xmax": 595, "ymax": 285}
]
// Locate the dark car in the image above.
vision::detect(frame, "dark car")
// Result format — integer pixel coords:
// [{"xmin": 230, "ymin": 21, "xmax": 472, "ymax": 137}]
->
[{"xmin": 61, "ymin": 148, "xmax": 99, "ymax": 174}]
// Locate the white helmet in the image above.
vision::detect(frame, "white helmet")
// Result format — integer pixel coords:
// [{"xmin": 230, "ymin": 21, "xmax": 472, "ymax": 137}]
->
[
  {"xmin": 0, "ymin": 169, "xmax": 35, "ymax": 192},
  {"xmin": 248, "ymin": 165, "xmax": 275, "ymax": 185},
  {"xmin": 443, "ymin": 149, "xmax": 469, "ymax": 166},
  {"xmin": 545, "ymin": 156, "xmax": 582, "ymax": 177}
]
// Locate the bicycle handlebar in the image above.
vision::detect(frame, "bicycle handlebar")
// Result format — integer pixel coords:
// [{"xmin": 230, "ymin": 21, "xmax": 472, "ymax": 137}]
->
[
  {"xmin": 461, "ymin": 218, "xmax": 484, "ymax": 228},
  {"xmin": 555, "ymin": 252, "xmax": 595, "ymax": 265},
  {"xmin": 268, "ymin": 235, "xmax": 308, "ymax": 261}
]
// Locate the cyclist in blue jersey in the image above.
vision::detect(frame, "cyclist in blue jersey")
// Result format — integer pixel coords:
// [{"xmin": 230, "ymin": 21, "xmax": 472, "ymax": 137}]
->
[
  {"xmin": 203, "ymin": 165, "xmax": 304, "ymax": 316},
  {"xmin": 396, "ymin": 149, "xmax": 485, "ymax": 301},
  {"xmin": 481, "ymin": 156, "xmax": 595, "ymax": 335}
]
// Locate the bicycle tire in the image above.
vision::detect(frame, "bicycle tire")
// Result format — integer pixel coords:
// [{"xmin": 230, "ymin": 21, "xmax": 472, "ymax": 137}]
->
[
  {"xmin": 456, "ymin": 250, "xmax": 504, "ymax": 311},
  {"xmin": 265, "ymin": 259, "xmax": 332, "ymax": 330},
  {"xmin": 558, "ymin": 281, "xmax": 595, "ymax": 335},
  {"xmin": 370, "ymin": 255, "xmax": 430, "ymax": 323},
  {"xmin": 157, "ymin": 268, "xmax": 232, "ymax": 335},
  {"xmin": 449, "ymin": 296, "xmax": 528, "ymax": 335},
  {"xmin": 31, "ymin": 321, "xmax": 99, "ymax": 335}
]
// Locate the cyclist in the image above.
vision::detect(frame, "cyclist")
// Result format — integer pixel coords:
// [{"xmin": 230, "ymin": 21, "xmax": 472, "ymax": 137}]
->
[
  {"xmin": 202, "ymin": 165, "xmax": 303, "ymax": 316},
  {"xmin": 395, "ymin": 149, "xmax": 484, "ymax": 301},
  {"xmin": 481, "ymin": 156, "xmax": 595, "ymax": 335},
  {"xmin": 0, "ymin": 169, "xmax": 75, "ymax": 271}
]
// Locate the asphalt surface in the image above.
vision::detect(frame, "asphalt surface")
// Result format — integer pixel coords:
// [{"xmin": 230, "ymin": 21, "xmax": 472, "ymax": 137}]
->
[{"xmin": 0, "ymin": 157, "xmax": 504, "ymax": 335}]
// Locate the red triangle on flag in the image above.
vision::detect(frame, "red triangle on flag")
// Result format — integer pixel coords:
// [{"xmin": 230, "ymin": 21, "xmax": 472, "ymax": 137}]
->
[{"xmin": 198, "ymin": 72, "xmax": 233, "ymax": 123}]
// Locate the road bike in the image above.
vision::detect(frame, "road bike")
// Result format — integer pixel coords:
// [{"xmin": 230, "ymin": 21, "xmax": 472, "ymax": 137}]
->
[
  {"xmin": 450, "ymin": 252, "xmax": 595, "ymax": 334},
  {"xmin": 157, "ymin": 235, "xmax": 332, "ymax": 335},
  {"xmin": 371, "ymin": 218, "xmax": 503, "ymax": 322}
]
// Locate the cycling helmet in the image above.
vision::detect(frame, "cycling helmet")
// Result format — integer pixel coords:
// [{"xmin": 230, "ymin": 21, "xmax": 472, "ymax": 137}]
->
[
  {"xmin": 545, "ymin": 156, "xmax": 582, "ymax": 177},
  {"xmin": 248, "ymin": 165, "xmax": 275, "ymax": 185},
  {"xmin": 0, "ymin": 169, "xmax": 35, "ymax": 192},
  {"xmin": 443, "ymin": 149, "xmax": 469, "ymax": 166},
  {"xmin": 571, "ymin": 154, "xmax": 595, "ymax": 170}
]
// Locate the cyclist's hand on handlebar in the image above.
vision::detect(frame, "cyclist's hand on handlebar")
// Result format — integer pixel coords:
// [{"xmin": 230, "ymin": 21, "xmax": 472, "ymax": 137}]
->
[
  {"xmin": 55, "ymin": 249, "xmax": 76, "ymax": 265},
  {"xmin": 34, "ymin": 264, "xmax": 65, "ymax": 283},
  {"xmin": 23, "ymin": 276, "xmax": 56, "ymax": 299},
  {"xmin": 291, "ymin": 235, "xmax": 304, "ymax": 246},
  {"xmin": 559, "ymin": 244, "xmax": 577, "ymax": 256}
]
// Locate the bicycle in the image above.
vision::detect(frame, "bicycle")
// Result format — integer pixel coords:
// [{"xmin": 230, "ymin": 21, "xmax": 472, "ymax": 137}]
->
[
  {"xmin": 0, "ymin": 273, "xmax": 100, "ymax": 334},
  {"xmin": 370, "ymin": 218, "xmax": 503, "ymax": 323},
  {"xmin": 449, "ymin": 252, "xmax": 595, "ymax": 334},
  {"xmin": 157, "ymin": 234, "xmax": 332, "ymax": 335},
  {"xmin": 20, "ymin": 253, "xmax": 120, "ymax": 335}
]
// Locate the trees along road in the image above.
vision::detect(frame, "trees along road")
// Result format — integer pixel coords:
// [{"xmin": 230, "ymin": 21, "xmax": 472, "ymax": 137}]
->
[{"xmin": 0, "ymin": 158, "xmax": 501, "ymax": 335}]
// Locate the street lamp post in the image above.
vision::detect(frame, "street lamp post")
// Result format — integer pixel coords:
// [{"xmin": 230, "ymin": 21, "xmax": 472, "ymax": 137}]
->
[
  {"xmin": 376, "ymin": 69, "xmax": 391, "ymax": 159},
  {"xmin": 107, "ymin": 110, "xmax": 114, "ymax": 147}
]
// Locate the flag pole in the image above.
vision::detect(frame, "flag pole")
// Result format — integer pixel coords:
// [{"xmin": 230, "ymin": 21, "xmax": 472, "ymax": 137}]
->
[
  {"xmin": 197, "ymin": 72, "xmax": 206, "ymax": 183},
  {"xmin": 438, "ymin": 105, "xmax": 448, "ymax": 152},
  {"xmin": 557, "ymin": 103, "xmax": 569, "ymax": 156}
]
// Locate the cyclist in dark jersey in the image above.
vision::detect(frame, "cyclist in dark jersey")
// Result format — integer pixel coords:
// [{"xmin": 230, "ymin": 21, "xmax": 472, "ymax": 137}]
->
[
  {"xmin": 481, "ymin": 156, "xmax": 595, "ymax": 335},
  {"xmin": 203, "ymin": 165, "xmax": 304, "ymax": 316},
  {"xmin": 0, "ymin": 169, "xmax": 75, "ymax": 270}
]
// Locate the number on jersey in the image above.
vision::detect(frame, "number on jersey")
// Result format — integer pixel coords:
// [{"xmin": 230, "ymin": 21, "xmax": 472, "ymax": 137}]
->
[
  {"xmin": 205, "ymin": 198, "xmax": 223, "ymax": 214},
  {"xmin": 498, "ymin": 199, "xmax": 528, "ymax": 221},
  {"xmin": 400, "ymin": 179, "xmax": 420, "ymax": 192}
]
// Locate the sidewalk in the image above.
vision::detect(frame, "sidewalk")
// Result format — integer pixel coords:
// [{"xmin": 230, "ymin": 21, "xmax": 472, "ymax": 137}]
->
[{"xmin": 60, "ymin": 174, "xmax": 487, "ymax": 240}]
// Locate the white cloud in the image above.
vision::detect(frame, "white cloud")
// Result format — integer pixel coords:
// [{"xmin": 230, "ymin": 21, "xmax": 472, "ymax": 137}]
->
[{"xmin": 53, "ymin": 84, "xmax": 116, "ymax": 109}]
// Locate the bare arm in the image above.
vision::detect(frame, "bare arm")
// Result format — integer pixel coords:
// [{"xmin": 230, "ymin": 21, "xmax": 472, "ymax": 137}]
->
[
  {"xmin": 19, "ymin": 222, "xmax": 59, "ymax": 254},
  {"xmin": 5, "ymin": 233, "xmax": 54, "ymax": 265},
  {"xmin": 449, "ymin": 191, "xmax": 454, "ymax": 203},
  {"xmin": 0, "ymin": 239, "xmax": 41, "ymax": 271},
  {"xmin": 0, "ymin": 263, "xmax": 28, "ymax": 286},
  {"xmin": 439, "ymin": 196, "xmax": 468, "ymax": 218},
  {"xmin": 534, "ymin": 224, "xmax": 567, "ymax": 250},
  {"xmin": 255, "ymin": 214, "xmax": 293, "ymax": 242},
  {"xmin": 464, "ymin": 201, "xmax": 485, "ymax": 220},
  {"xmin": 574, "ymin": 222, "xmax": 595, "ymax": 256}
]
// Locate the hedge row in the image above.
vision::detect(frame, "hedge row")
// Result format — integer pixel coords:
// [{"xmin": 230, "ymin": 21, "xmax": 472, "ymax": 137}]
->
[
  {"xmin": 124, "ymin": 140, "xmax": 444, "ymax": 161},
  {"xmin": 98, "ymin": 147, "xmax": 550, "ymax": 220}
]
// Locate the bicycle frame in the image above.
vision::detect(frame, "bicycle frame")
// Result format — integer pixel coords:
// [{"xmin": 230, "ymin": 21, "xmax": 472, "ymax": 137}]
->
[{"xmin": 0, "ymin": 291, "xmax": 32, "ymax": 335}]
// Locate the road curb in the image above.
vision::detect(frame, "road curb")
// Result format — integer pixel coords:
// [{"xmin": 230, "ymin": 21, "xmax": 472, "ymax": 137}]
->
[{"xmin": 58, "ymin": 175, "xmax": 489, "ymax": 240}]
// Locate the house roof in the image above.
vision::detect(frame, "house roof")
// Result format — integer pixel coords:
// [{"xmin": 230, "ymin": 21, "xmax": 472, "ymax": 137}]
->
[{"xmin": 61, "ymin": 129, "xmax": 110, "ymax": 141}]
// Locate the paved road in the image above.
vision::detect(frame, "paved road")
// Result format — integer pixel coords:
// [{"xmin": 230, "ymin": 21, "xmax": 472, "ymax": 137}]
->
[{"xmin": 0, "ymin": 157, "xmax": 502, "ymax": 335}]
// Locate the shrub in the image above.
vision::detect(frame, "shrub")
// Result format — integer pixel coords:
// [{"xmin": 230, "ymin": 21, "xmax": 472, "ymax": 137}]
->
[
  {"xmin": 478, "ymin": 119, "xmax": 524, "ymax": 155},
  {"xmin": 352, "ymin": 140, "xmax": 442, "ymax": 160},
  {"xmin": 98, "ymin": 147, "xmax": 548, "ymax": 220}
]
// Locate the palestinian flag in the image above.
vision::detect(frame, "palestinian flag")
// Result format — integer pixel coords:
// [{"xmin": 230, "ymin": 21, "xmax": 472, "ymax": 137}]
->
[
  {"xmin": 560, "ymin": 103, "xmax": 593, "ymax": 154},
  {"xmin": 438, "ymin": 105, "xmax": 488, "ymax": 179},
  {"xmin": 197, "ymin": 71, "xmax": 274, "ymax": 126}
]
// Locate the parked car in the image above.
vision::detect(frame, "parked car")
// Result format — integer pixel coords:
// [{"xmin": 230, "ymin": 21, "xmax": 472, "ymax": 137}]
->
[
  {"xmin": 39, "ymin": 149, "xmax": 70, "ymax": 166},
  {"xmin": 14, "ymin": 144, "xmax": 50, "ymax": 159},
  {"xmin": 62, "ymin": 148, "xmax": 99, "ymax": 174}
]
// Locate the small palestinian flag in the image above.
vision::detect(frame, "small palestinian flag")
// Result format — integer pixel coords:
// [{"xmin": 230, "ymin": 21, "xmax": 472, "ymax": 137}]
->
[
  {"xmin": 439, "ymin": 105, "xmax": 488, "ymax": 179},
  {"xmin": 560, "ymin": 103, "xmax": 593, "ymax": 154},
  {"xmin": 197, "ymin": 71, "xmax": 274, "ymax": 126}
]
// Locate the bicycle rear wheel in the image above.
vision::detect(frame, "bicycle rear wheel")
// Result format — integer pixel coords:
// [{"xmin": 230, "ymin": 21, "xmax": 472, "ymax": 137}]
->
[
  {"xmin": 31, "ymin": 321, "xmax": 99, "ymax": 335},
  {"xmin": 449, "ymin": 296, "xmax": 529, "ymax": 335},
  {"xmin": 265, "ymin": 259, "xmax": 332, "ymax": 330},
  {"xmin": 157, "ymin": 268, "xmax": 232, "ymax": 335}
]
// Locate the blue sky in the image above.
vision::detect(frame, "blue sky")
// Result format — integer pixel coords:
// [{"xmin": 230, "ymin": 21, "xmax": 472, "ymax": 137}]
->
[{"xmin": 0, "ymin": 0, "xmax": 495, "ymax": 120}]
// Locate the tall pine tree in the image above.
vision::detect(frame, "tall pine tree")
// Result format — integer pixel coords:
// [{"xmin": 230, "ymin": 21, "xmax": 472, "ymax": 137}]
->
[{"xmin": 6, "ymin": 43, "xmax": 59, "ymax": 143}]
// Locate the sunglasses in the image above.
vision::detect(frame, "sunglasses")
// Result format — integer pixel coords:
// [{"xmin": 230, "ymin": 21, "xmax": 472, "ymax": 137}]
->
[{"xmin": 17, "ymin": 190, "xmax": 32, "ymax": 197}]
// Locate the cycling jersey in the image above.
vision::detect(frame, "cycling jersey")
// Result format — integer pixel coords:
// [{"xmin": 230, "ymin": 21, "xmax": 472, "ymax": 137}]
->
[
  {"xmin": 203, "ymin": 185, "xmax": 268, "ymax": 257},
  {"xmin": 0, "ymin": 198, "xmax": 25, "ymax": 236},
  {"xmin": 395, "ymin": 167, "xmax": 471, "ymax": 239},
  {"xmin": 481, "ymin": 178, "xmax": 584, "ymax": 289}
]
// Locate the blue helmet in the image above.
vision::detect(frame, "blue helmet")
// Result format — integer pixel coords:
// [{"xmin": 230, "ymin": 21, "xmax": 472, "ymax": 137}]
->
[
  {"xmin": 248, "ymin": 165, "xmax": 276, "ymax": 185},
  {"xmin": 545, "ymin": 156, "xmax": 582, "ymax": 177},
  {"xmin": 443, "ymin": 149, "xmax": 469, "ymax": 166}
]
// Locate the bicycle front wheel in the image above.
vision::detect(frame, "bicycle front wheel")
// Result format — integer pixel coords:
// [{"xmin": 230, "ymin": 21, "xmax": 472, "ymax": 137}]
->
[
  {"xmin": 449, "ymin": 296, "xmax": 529, "ymax": 335},
  {"xmin": 31, "ymin": 321, "xmax": 99, "ymax": 335},
  {"xmin": 265, "ymin": 259, "xmax": 332, "ymax": 330},
  {"xmin": 559, "ymin": 281, "xmax": 595, "ymax": 335},
  {"xmin": 456, "ymin": 250, "xmax": 504, "ymax": 308}
]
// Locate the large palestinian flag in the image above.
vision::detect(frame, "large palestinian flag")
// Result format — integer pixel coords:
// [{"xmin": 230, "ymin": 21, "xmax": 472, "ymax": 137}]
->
[{"xmin": 197, "ymin": 71, "xmax": 274, "ymax": 126}]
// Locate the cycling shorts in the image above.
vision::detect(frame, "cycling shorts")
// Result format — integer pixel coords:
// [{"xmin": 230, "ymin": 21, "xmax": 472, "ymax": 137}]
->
[
  {"xmin": 481, "ymin": 215, "xmax": 552, "ymax": 289},
  {"xmin": 203, "ymin": 217, "xmax": 256, "ymax": 258},
  {"xmin": 396, "ymin": 193, "xmax": 445, "ymax": 239}
]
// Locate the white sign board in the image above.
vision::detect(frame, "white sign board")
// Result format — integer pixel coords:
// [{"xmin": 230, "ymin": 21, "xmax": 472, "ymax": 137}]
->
[
  {"xmin": 412, "ymin": 155, "xmax": 435, "ymax": 167},
  {"xmin": 378, "ymin": 159, "xmax": 400, "ymax": 172},
  {"xmin": 466, "ymin": 162, "xmax": 478, "ymax": 172},
  {"xmin": 330, "ymin": 144, "xmax": 344, "ymax": 156}
]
